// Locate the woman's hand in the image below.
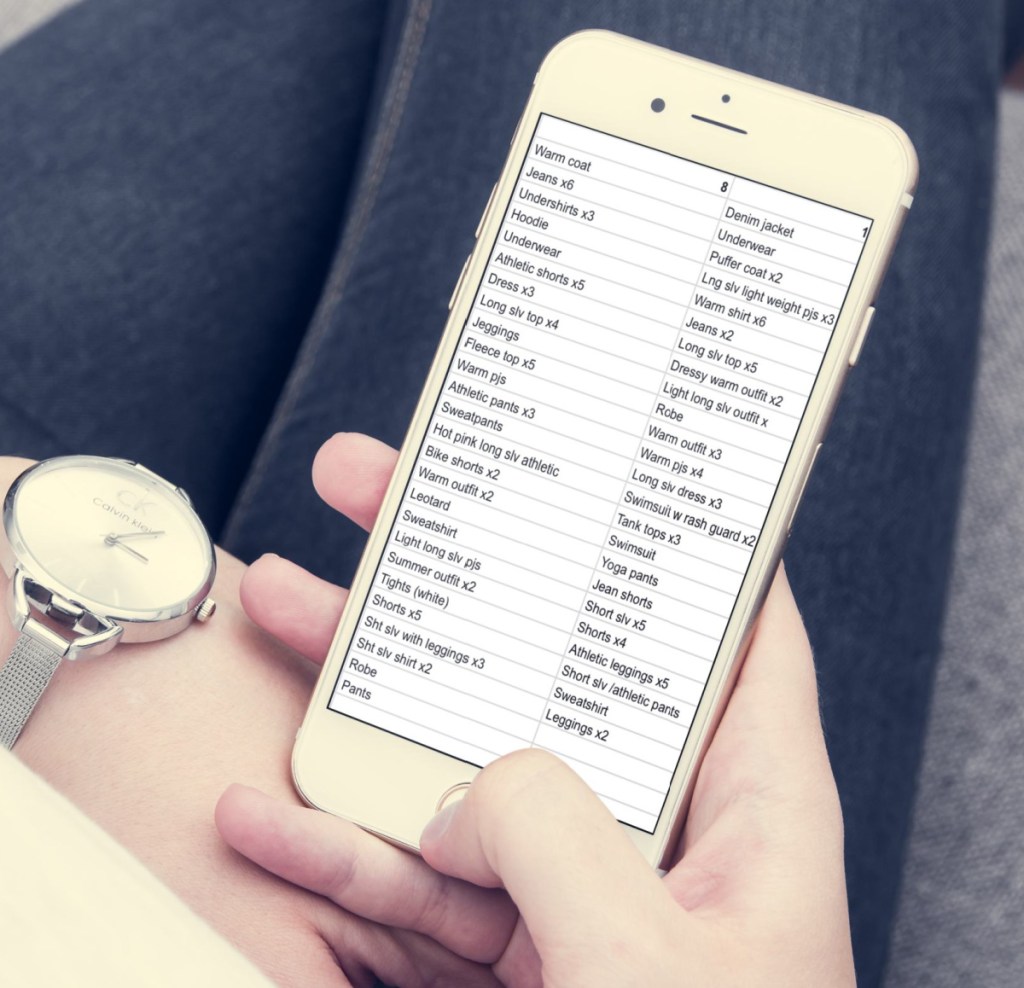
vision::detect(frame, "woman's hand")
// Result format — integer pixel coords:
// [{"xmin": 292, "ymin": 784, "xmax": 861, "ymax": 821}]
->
[{"xmin": 218, "ymin": 433, "xmax": 855, "ymax": 986}]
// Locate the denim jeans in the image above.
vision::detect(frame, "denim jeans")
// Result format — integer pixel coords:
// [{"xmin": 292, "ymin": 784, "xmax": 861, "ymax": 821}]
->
[{"xmin": 0, "ymin": 1, "xmax": 1019, "ymax": 982}]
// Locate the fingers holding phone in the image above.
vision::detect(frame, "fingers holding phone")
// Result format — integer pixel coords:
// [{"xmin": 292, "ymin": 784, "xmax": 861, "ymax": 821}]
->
[{"xmin": 290, "ymin": 30, "xmax": 915, "ymax": 865}]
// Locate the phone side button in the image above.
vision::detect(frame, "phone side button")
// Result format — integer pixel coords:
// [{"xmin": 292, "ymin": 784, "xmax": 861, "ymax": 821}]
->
[
  {"xmin": 787, "ymin": 443, "xmax": 822, "ymax": 534},
  {"xmin": 848, "ymin": 306, "xmax": 876, "ymax": 367},
  {"xmin": 475, "ymin": 183, "xmax": 498, "ymax": 238},
  {"xmin": 448, "ymin": 255, "xmax": 472, "ymax": 311},
  {"xmin": 508, "ymin": 111, "xmax": 527, "ymax": 150},
  {"xmin": 435, "ymin": 782, "xmax": 472, "ymax": 813}
]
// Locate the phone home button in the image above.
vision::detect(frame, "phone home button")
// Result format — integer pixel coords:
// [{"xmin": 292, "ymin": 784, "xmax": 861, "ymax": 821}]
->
[{"xmin": 435, "ymin": 782, "xmax": 472, "ymax": 814}]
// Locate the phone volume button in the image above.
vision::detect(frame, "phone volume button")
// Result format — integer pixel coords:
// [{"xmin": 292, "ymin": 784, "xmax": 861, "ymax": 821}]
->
[
  {"xmin": 448, "ymin": 254, "xmax": 472, "ymax": 311},
  {"xmin": 508, "ymin": 112, "xmax": 527, "ymax": 149},
  {"xmin": 787, "ymin": 443, "xmax": 822, "ymax": 535},
  {"xmin": 848, "ymin": 306, "xmax": 876, "ymax": 367},
  {"xmin": 475, "ymin": 183, "xmax": 498, "ymax": 239}
]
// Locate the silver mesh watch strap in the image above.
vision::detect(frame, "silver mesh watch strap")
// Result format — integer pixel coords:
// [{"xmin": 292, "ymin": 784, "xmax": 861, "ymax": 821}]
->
[{"xmin": 0, "ymin": 633, "xmax": 63, "ymax": 749}]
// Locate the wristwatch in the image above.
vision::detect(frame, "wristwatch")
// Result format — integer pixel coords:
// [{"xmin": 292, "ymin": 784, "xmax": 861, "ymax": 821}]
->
[{"xmin": 0, "ymin": 455, "xmax": 217, "ymax": 749}]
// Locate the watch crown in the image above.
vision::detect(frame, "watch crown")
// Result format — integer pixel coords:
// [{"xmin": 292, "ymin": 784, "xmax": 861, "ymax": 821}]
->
[{"xmin": 195, "ymin": 598, "xmax": 217, "ymax": 623}]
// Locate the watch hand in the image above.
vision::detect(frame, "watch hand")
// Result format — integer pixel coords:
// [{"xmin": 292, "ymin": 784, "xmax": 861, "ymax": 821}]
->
[
  {"xmin": 106, "ymin": 531, "xmax": 166, "ymax": 542},
  {"xmin": 103, "ymin": 534, "xmax": 149, "ymax": 564}
]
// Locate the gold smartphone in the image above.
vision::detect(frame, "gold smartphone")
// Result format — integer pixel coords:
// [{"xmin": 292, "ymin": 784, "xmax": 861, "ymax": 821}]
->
[{"xmin": 293, "ymin": 30, "xmax": 917, "ymax": 868}]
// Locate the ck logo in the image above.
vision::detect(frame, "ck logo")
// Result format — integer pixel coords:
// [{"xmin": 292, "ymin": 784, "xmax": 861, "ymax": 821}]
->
[{"xmin": 117, "ymin": 489, "xmax": 157, "ymax": 514}]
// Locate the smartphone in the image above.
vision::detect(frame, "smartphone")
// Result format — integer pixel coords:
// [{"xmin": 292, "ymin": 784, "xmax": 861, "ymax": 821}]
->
[{"xmin": 293, "ymin": 30, "xmax": 917, "ymax": 867}]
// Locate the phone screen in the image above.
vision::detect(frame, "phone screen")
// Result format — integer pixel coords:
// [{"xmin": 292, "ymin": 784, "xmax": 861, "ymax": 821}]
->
[{"xmin": 329, "ymin": 113, "xmax": 869, "ymax": 833}]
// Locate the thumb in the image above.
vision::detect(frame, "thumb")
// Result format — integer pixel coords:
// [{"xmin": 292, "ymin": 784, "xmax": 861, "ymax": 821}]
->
[{"xmin": 419, "ymin": 749, "xmax": 683, "ymax": 982}]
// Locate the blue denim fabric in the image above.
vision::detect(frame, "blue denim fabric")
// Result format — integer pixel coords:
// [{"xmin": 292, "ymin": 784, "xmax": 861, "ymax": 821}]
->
[
  {"xmin": 0, "ymin": 0, "xmax": 390, "ymax": 530},
  {"xmin": 0, "ymin": 1, "xmax": 1012, "ymax": 983}
]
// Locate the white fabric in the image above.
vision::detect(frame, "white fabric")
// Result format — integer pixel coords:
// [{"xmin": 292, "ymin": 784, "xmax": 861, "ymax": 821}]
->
[{"xmin": 0, "ymin": 749, "xmax": 273, "ymax": 987}]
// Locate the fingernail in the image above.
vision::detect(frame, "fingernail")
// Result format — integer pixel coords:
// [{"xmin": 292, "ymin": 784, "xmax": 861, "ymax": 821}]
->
[{"xmin": 421, "ymin": 802, "xmax": 459, "ymax": 845}]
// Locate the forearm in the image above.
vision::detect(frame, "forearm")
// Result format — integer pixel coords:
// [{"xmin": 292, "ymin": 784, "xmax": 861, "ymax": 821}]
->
[{"xmin": 4, "ymin": 549, "xmax": 330, "ymax": 979}]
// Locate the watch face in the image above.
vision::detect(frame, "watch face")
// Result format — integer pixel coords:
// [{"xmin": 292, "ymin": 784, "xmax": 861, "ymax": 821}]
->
[{"xmin": 4, "ymin": 456, "xmax": 215, "ymax": 618}]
